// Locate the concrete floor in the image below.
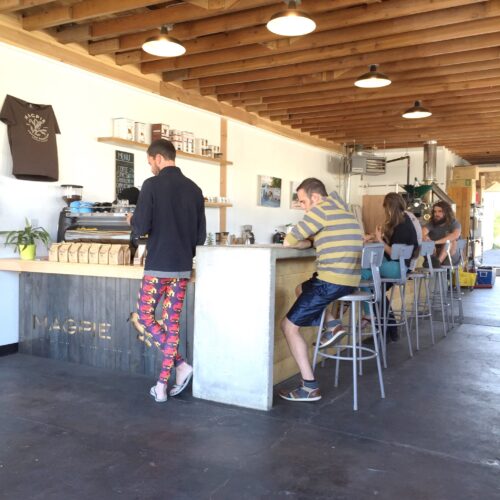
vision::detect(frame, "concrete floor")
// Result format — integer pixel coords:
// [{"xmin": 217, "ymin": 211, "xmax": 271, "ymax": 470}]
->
[
  {"xmin": 1, "ymin": 286, "xmax": 500, "ymax": 499},
  {"xmin": 482, "ymin": 248, "xmax": 500, "ymax": 267}
]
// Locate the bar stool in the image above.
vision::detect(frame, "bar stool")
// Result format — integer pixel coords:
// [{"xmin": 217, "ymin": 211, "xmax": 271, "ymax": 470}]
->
[
  {"xmin": 441, "ymin": 238, "xmax": 467, "ymax": 326},
  {"xmin": 408, "ymin": 242, "xmax": 436, "ymax": 350},
  {"xmin": 415, "ymin": 241, "xmax": 448, "ymax": 339},
  {"xmin": 380, "ymin": 244, "xmax": 415, "ymax": 364},
  {"xmin": 312, "ymin": 243, "xmax": 385, "ymax": 411}
]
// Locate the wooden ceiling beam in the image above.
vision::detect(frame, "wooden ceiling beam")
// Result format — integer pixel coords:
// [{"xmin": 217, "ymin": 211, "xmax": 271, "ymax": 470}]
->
[
  {"xmin": 245, "ymin": 76, "xmax": 500, "ymax": 114},
  {"xmin": 156, "ymin": 81, "xmax": 341, "ymax": 152},
  {"xmin": 54, "ymin": 0, "xmax": 279, "ymax": 43},
  {"xmin": 0, "ymin": 0, "xmax": 53, "ymax": 13},
  {"xmin": 163, "ymin": 14, "xmax": 500, "ymax": 81},
  {"xmin": 79, "ymin": 0, "xmax": 381, "ymax": 52},
  {"xmin": 289, "ymin": 103, "xmax": 500, "ymax": 129},
  {"xmin": 217, "ymin": 58, "xmax": 500, "ymax": 103},
  {"xmin": 143, "ymin": 2, "xmax": 494, "ymax": 74},
  {"xmin": 57, "ymin": 0, "xmax": 391, "ymax": 43},
  {"xmin": 254, "ymin": 67, "xmax": 500, "ymax": 106},
  {"xmin": 23, "ymin": 1, "xmax": 167, "ymax": 31},
  {"xmin": 91, "ymin": 1, "xmax": 281, "ymax": 40},
  {"xmin": 318, "ymin": 118, "xmax": 500, "ymax": 135},
  {"xmin": 305, "ymin": 118, "xmax": 500, "ymax": 137},
  {"xmin": 203, "ymin": 46, "xmax": 500, "ymax": 96},
  {"xmin": 297, "ymin": 109, "xmax": 500, "ymax": 133},
  {"xmin": 182, "ymin": 0, "xmax": 240, "ymax": 8},
  {"xmin": 321, "ymin": 128, "xmax": 500, "ymax": 143},
  {"xmin": 182, "ymin": 29, "xmax": 500, "ymax": 89},
  {"xmin": 272, "ymin": 88, "xmax": 500, "ymax": 120},
  {"xmin": 260, "ymin": 89, "xmax": 500, "ymax": 120}
]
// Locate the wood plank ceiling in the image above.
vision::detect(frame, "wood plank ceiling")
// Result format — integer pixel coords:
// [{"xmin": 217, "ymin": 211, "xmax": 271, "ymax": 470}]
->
[{"xmin": 4, "ymin": 0, "xmax": 500, "ymax": 164}]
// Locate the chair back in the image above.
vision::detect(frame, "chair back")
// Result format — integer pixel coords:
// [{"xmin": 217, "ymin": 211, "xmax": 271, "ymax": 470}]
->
[
  {"xmin": 389, "ymin": 243, "xmax": 414, "ymax": 284},
  {"xmin": 418, "ymin": 240, "xmax": 435, "ymax": 271},
  {"xmin": 444, "ymin": 238, "xmax": 466, "ymax": 267},
  {"xmin": 457, "ymin": 238, "xmax": 467, "ymax": 266},
  {"xmin": 420, "ymin": 240, "xmax": 436, "ymax": 257},
  {"xmin": 362, "ymin": 243, "xmax": 384, "ymax": 302}
]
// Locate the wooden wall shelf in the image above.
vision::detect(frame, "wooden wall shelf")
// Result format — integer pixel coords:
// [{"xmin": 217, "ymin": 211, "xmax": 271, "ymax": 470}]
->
[
  {"xmin": 205, "ymin": 202, "xmax": 232, "ymax": 208},
  {"xmin": 97, "ymin": 137, "xmax": 232, "ymax": 165}
]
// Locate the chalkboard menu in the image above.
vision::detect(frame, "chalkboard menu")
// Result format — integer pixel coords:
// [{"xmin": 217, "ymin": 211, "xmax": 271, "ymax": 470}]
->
[{"xmin": 115, "ymin": 150, "xmax": 134, "ymax": 198}]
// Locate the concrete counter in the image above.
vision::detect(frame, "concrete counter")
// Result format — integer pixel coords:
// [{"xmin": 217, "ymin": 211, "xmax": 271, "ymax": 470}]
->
[{"xmin": 193, "ymin": 245, "xmax": 316, "ymax": 411}]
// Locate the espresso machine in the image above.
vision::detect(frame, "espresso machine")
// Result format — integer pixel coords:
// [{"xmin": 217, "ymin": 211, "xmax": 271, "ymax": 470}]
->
[{"xmin": 56, "ymin": 184, "xmax": 139, "ymax": 251}]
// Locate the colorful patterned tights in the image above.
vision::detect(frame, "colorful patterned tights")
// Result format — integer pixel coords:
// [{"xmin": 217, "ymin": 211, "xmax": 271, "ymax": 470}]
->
[{"xmin": 137, "ymin": 275, "xmax": 188, "ymax": 383}]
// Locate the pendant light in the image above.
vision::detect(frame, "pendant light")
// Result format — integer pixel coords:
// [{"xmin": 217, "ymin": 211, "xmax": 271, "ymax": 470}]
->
[
  {"xmin": 142, "ymin": 24, "xmax": 186, "ymax": 57},
  {"xmin": 402, "ymin": 100, "xmax": 432, "ymax": 119},
  {"xmin": 354, "ymin": 64, "xmax": 391, "ymax": 88},
  {"xmin": 266, "ymin": 0, "xmax": 316, "ymax": 37}
]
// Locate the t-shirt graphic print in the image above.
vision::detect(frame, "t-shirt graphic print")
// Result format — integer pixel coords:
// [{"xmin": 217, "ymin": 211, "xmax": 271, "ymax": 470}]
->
[{"xmin": 0, "ymin": 94, "xmax": 60, "ymax": 181}]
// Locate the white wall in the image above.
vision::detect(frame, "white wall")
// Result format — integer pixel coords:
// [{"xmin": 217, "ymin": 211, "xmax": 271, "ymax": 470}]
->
[{"xmin": 0, "ymin": 42, "xmax": 342, "ymax": 255}]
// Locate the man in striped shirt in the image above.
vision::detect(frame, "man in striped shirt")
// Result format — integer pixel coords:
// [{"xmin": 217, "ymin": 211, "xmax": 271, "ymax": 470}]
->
[{"xmin": 280, "ymin": 178, "xmax": 363, "ymax": 402}]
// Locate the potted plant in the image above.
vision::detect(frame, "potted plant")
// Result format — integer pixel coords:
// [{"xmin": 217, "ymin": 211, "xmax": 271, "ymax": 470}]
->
[{"xmin": 1, "ymin": 218, "xmax": 51, "ymax": 260}]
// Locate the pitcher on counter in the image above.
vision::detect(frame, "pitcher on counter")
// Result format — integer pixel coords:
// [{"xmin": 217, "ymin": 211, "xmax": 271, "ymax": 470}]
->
[
  {"xmin": 128, "ymin": 139, "xmax": 206, "ymax": 403},
  {"xmin": 280, "ymin": 178, "xmax": 363, "ymax": 402}
]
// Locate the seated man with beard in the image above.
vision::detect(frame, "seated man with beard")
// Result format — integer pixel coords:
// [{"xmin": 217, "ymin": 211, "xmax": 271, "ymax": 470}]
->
[{"xmin": 422, "ymin": 201, "xmax": 462, "ymax": 266}]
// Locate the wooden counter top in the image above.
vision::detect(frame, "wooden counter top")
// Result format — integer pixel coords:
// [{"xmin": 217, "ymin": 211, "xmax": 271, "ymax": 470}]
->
[{"xmin": 0, "ymin": 258, "xmax": 145, "ymax": 279}]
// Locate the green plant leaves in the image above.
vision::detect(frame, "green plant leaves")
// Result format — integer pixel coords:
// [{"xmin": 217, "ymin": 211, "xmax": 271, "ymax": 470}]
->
[{"xmin": 0, "ymin": 218, "xmax": 50, "ymax": 253}]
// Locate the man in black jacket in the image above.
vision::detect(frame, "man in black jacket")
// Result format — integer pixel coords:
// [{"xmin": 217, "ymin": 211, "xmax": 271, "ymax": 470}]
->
[{"xmin": 130, "ymin": 139, "xmax": 206, "ymax": 402}]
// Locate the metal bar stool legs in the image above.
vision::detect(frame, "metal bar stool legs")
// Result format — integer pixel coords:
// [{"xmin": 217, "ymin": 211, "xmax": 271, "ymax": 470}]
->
[
  {"xmin": 311, "ymin": 300, "xmax": 383, "ymax": 411},
  {"xmin": 432, "ymin": 270, "xmax": 449, "ymax": 336},
  {"xmin": 409, "ymin": 274, "xmax": 435, "ymax": 351},
  {"xmin": 382, "ymin": 282, "xmax": 413, "ymax": 360}
]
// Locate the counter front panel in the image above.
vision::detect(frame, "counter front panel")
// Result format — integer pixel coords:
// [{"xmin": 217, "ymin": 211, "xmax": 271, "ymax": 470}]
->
[{"xmin": 19, "ymin": 272, "xmax": 194, "ymax": 376}]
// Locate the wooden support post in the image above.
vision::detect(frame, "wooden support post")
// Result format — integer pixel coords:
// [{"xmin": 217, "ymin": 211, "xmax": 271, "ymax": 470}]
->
[{"xmin": 219, "ymin": 117, "xmax": 228, "ymax": 232}]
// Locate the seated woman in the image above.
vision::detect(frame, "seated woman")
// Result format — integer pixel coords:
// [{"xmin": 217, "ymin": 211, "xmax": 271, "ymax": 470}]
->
[
  {"xmin": 362, "ymin": 192, "xmax": 419, "ymax": 341},
  {"xmin": 318, "ymin": 193, "xmax": 419, "ymax": 348}
]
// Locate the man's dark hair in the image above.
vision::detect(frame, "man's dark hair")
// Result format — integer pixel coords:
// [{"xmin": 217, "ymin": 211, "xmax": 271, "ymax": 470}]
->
[
  {"xmin": 432, "ymin": 200, "xmax": 455, "ymax": 226},
  {"xmin": 147, "ymin": 139, "xmax": 176, "ymax": 161},
  {"xmin": 118, "ymin": 187, "xmax": 140, "ymax": 205},
  {"xmin": 297, "ymin": 177, "xmax": 328, "ymax": 198}
]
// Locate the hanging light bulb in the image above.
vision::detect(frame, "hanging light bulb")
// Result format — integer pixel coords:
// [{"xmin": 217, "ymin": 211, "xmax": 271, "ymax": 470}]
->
[
  {"xmin": 402, "ymin": 100, "xmax": 432, "ymax": 119},
  {"xmin": 354, "ymin": 64, "xmax": 391, "ymax": 88},
  {"xmin": 142, "ymin": 25, "xmax": 186, "ymax": 57},
  {"xmin": 266, "ymin": 0, "xmax": 316, "ymax": 37}
]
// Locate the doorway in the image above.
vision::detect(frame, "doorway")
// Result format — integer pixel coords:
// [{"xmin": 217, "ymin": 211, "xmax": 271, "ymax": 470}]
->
[{"xmin": 482, "ymin": 189, "xmax": 500, "ymax": 266}]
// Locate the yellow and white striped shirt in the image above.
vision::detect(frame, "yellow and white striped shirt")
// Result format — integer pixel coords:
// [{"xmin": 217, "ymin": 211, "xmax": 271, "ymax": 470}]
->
[{"xmin": 285, "ymin": 191, "xmax": 363, "ymax": 287}]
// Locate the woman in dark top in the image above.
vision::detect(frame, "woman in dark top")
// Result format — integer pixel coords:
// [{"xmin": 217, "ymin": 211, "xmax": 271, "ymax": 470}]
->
[
  {"xmin": 375, "ymin": 192, "xmax": 419, "ymax": 273},
  {"xmin": 362, "ymin": 192, "xmax": 419, "ymax": 340}
]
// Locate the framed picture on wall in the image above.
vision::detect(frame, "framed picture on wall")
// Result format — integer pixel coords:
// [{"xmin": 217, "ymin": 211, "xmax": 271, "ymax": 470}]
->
[
  {"xmin": 258, "ymin": 175, "xmax": 281, "ymax": 207},
  {"xmin": 290, "ymin": 181, "xmax": 301, "ymax": 209}
]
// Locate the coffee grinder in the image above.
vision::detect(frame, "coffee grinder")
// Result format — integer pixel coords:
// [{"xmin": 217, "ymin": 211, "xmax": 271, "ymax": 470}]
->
[{"xmin": 57, "ymin": 184, "xmax": 83, "ymax": 242}]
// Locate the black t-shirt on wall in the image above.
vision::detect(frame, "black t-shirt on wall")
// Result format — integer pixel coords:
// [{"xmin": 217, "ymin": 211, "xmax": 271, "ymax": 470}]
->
[{"xmin": 0, "ymin": 94, "xmax": 60, "ymax": 182}]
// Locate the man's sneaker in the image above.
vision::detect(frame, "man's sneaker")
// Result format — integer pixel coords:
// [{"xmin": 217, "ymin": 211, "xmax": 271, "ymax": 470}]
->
[
  {"xmin": 279, "ymin": 385, "xmax": 322, "ymax": 402},
  {"xmin": 319, "ymin": 323, "xmax": 348, "ymax": 349}
]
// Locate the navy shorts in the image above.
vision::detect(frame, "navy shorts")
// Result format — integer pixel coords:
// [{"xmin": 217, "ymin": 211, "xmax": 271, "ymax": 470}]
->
[{"xmin": 286, "ymin": 275, "xmax": 356, "ymax": 327}]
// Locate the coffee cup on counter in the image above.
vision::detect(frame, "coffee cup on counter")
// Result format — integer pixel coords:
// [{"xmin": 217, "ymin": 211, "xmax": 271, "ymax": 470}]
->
[
  {"xmin": 215, "ymin": 232, "xmax": 230, "ymax": 245},
  {"xmin": 220, "ymin": 232, "xmax": 229, "ymax": 245}
]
